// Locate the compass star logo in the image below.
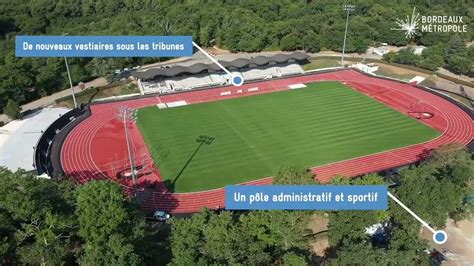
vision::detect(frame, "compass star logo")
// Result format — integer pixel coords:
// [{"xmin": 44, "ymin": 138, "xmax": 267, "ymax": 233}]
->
[{"xmin": 391, "ymin": 7, "xmax": 421, "ymax": 38}]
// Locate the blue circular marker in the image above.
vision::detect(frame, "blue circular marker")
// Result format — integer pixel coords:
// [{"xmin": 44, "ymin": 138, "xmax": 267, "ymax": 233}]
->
[
  {"xmin": 231, "ymin": 75, "xmax": 244, "ymax": 87},
  {"xmin": 433, "ymin": 230, "xmax": 447, "ymax": 245}
]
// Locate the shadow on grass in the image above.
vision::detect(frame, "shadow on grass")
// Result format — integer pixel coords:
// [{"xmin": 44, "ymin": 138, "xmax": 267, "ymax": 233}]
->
[{"xmin": 165, "ymin": 135, "xmax": 215, "ymax": 192}]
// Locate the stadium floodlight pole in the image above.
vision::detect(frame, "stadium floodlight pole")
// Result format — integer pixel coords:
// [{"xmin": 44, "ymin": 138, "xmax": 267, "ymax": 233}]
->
[
  {"xmin": 341, "ymin": 4, "xmax": 356, "ymax": 67},
  {"xmin": 64, "ymin": 57, "xmax": 78, "ymax": 108},
  {"xmin": 117, "ymin": 107, "xmax": 139, "ymax": 198}
]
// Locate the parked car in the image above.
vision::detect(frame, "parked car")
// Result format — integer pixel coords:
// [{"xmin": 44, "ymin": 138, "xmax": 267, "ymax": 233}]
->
[{"xmin": 153, "ymin": 211, "xmax": 171, "ymax": 222}]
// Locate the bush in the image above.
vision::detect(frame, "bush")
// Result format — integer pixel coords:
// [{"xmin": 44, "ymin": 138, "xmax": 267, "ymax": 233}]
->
[
  {"xmin": 3, "ymin": 99, "xmax": 22, "ymax": 119},
  {"xmin": 280, "ymin": 34, "xmax": 301, "ymax": 51},
  {"xmin": 446, "ymin": 55, "xmax": 471, "ymax": 75}
]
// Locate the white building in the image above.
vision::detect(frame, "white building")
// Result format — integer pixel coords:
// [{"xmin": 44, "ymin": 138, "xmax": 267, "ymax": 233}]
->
[
  {"xmin": 353, "ymin": 63, "xmax": 379, "ymax": 73},
  {"xmin": 413, "ymin": 46, "xmax": 426, "ymax": 55},
  {"xmin": 373, "ymin": 47, "xmax": 390, "ymax": 57}
]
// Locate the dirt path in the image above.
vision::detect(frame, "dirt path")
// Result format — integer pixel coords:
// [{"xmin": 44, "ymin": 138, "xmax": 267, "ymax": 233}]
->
[
  {"xmin": 421, "ymin": 218, "xmax": 474, "ymax": 265},
  {"xmin": 308, "ymin": 213, "xmax": 330, "ymax": 257},
  {"xmin": 209, "ymin": 46, "xmax": 231, "ymax": 55}
]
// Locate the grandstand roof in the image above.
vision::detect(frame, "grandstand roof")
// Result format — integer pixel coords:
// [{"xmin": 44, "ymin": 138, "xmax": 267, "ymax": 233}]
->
[{"xmin": 134, "ymin": 52, "xmax": 309, "ymax": 79}]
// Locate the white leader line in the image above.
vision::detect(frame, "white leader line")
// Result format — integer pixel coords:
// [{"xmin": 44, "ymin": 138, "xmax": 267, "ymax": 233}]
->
[
  {"xmin": 387, "ymin": 191, "xmax": 436, "ymax": 233},
  {"xmin": 192, "ymin": 41, "xmax": 232, "ymax": 76}
]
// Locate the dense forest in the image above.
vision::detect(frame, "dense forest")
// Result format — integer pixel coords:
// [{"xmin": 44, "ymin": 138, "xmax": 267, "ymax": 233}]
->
[
  {"xmin": 0, "ymin": 0, "xmax": 473, "ymax": 112},
  {"xmin": 0, "ymin": 144, "xmax": 472, "ymax": 264}
]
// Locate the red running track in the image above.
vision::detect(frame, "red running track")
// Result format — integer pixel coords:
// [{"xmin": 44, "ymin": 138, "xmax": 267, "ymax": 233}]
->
[{"xmin": 60, "ymin": 70, "xmax": 473, "ymax": 213}]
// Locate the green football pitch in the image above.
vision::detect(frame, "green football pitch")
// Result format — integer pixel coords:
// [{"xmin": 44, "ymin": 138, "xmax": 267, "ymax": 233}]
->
[{"xmin": 137, "ymin": 81, "xmax": 440, "ymax": 192}]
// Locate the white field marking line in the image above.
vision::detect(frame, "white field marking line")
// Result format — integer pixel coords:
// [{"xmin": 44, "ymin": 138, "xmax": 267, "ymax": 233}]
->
[
  {"xmin": 387, "ymin": 191, "xmax": 436, "ymax": 233},
  {"xmin": 192, "ymin": 41, "xmax": 232, "ymax": 75}
]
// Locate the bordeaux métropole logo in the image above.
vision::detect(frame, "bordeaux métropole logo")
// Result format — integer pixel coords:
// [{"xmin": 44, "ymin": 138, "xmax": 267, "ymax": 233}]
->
[{"xmin": 391, "ymin": 7, "xmax": 468, "ymax": 38}]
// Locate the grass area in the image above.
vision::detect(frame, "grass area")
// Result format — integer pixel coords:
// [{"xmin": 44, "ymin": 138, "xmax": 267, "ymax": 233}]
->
[
  {"xmin": 302, "ymin": 59, "xmax": 341, "ymax": 71},
  {"xmin": 57, "ymin": 83, "xmax": 139, "ymax": 108},
  {"xmin": 137, "ymin": 82, "xmax": 440, "ymax": 192},
  {"xmin": 418, "ymin": 78, "xmax": 437, "ymax": 88},
  {"xmin": 374, "ymin": 65, "xmax": 417, "ymax": 81}
]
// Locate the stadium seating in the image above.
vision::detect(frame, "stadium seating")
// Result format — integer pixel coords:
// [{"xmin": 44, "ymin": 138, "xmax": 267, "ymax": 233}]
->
[
  {"xmin": 172, "ymin": 74, "xmax": 213, "ymax": 90},
  {"xmin": 242, "ymin": 67, "xmax": 275, "ymax": 81},
  {"xmin": 140, "ymin": 63, "xmax": 304, "ymax": 94},
  {"xmin": 279, "ymin": 63, "xmax": 304, "ymax": 76},
  {"xmin": 209, "ymin": 73, "xmax": 226, "ymax": 84},
  {"xmin": 142, "ymin": 81, "xmax": 170, "ymax": 94}
]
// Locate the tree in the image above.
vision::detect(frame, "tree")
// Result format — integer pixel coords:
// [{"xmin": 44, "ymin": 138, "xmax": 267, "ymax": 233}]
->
[
  {"xmin": 281, "ymin": 251, "xmax": 308, "ymax": 265},
  {"xmin": 328, "ymin": 174, "xmax": 389, "ymax": 246},
  {"xmin": 328, "ymin": 173, "xmax": 432, "ymax": 265},
  {"xmin": 202, "ymin": 211, "xmax": 242, "ymax": 264},
  {"xmin": 468, "ymin": 45, "xmax": 474, "ymax": 61},
  {"xmin": 391, "ymin": 48, "xmax": 420, "ymax": 66},
  {"xmin": 3, "ymin": 99, "xmax": 21, "ymax": 119},
  {"xmin": 0, "ymin": 168, "xmax": 78, "ymax": 265},
  {"xmin": 383, "ymin": 48, "xmax": 423, "ymax": 68},
  {"xmin": 170, "ymin": 208, "xmax": 312, "ymax": 265},
  {"xmin": 382, "ymin": 51, "xmax": 397, "ymax": 63},
  {"xmin": 418, "ymin": 32, "xmax": 450, "ymax": 47},
  {"xmin": 170, "ymin": 208, "xmax": 211, "ymax": 264},
  {"xmin": 272, "ymin": 166, "xmax": 316, "ymax": 185},
  {"xmin": 383, "ymin": 226, "xmax": 430, "ymax": 264},
  {"xmin": 79, "ymin": 234, "xmax": 141, "ymax": 266},
  {"xmin": 390, "ymin": 168, "xmax": 461, "ymax": 228},
  {"xmin": 170, "ymin": 209, "xmax": 273, "ymax": 265},
  {"xmin": 417, "ymin": 44, "xmax": 445, "ymax": 71},
  {"xmin": 35, "ymin": 58, "xmax": 64, "ymax": 95},
  {"xmin": 446, "ymin": 55, "xmax": 471, "ymax": 75},
  {"xmin": 170, "ymin": 209, "xmax": 256, "ymax": 265},
  {"xmin": 75, "ymin": 181, "xmax": 144, "ymax": 265},
  {"xmin": 331, "ymin": 231, "xmax": 429, "ymax": 265},
  {"xmin": 424, "ymin": 143, "xmax": 473, "ymax": 186},
  {"xmin": 1, "ymin": 0, "xmax": 472, "ymax": 110},
  {"xmin": 390, "ymin": 144, "xmax": 471, "ymax": 229},
  {"xmin": 240, "ymin": 210, "xmax": 311, "ymax": 258},
  {"xmin": 0, "ymin": 52, "xmax": 35, "ymax": 110},
  {"xmin": 280, "ymin": 34, "xmax": 301, "ymax": 51},
  {"xmin": 76, "ymin": 181, "xmax": 129, "ymax": 243},
  {"xmin": 444, "ymin": 35, "xmax": 466, "ymax": 59},
  {"xmin": 303, "ymin": 33, "xmax": 320, "ymax": 53},
  {"xmin": 332, "ymin": 239, "xmax": 387, "ymax": 265}
]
